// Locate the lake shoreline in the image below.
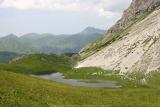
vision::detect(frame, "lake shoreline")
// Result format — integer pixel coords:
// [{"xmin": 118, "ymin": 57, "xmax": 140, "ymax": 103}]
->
[{"xmin": 32, "ymin": 72, "xmax": 121, "ymax": 88}]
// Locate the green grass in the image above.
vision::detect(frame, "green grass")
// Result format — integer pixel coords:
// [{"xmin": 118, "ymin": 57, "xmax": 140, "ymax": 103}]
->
[
  {"xmin": 65, "ymin": 67, "xmax": 120, "ymax": 81},
  {"xmin": 0, "ymin": 52, "xmax": 149, "ymax": 88},
  {"xmin": 147, "ymin": 72, "xmax": 160, "ymax": 89},
  {"xmin": 0, "ymin": 53, "xmax": 152, "ymax": 88},
  {"xmin": 1, "ymin": 54, "xmax": 160, "ymax": 106},
  {"xmin": 0, "ymin": 53, "xmax": 75, "ymax": 74},
  {"xmin": 64, "ymin": 67, "xmax": 149, "ymax": 88},
  {"xmin": 1, "ymin": 71, "xmax": 160, "ymax": 107}
]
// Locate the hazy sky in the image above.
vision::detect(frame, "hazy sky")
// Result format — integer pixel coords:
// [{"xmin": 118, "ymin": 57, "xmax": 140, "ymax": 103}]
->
[{"xmin": 0, "ymin": 0, "xmax": 132, "ymax": 36}]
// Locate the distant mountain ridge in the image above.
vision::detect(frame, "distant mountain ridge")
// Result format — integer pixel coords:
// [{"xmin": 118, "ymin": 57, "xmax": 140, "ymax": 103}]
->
[
  {"xmin": 0, "ymin": 51, "xmax": 20, "ymax": 63},
  {"xmin": 0, "ymin": 27, "xmax": 105, "ymax": 54}
]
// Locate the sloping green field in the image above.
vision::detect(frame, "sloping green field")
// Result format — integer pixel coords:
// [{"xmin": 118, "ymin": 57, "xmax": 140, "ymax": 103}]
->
[
  {"xmin": 0, "ymin": 71, "xmax": 160, "ymax": 107},
  {"xmin": 0, "ymin": 54, "xmax": 160, "ymax": 107},
  {"xmin": 0, "ymin": 53, "xmax": 74, "ymax": 74}
]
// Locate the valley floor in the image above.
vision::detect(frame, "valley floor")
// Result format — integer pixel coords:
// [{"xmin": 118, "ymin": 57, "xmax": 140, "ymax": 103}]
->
[
  {"xmin": 0, "ymin": 54, "xmax": 160, "ymax": 107},
  {"xmin": 1, "ymin": 71, "xmax": 160, "ymax": 107}
]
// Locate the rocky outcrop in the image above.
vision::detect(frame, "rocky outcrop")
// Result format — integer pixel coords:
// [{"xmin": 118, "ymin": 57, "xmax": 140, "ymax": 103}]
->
[
  {"xmin": 108, "ymin": 0, "xmax": 160, "ymax": 32},
  {"xmin": 77, "ymin": 0, "xmax": 160, "ymax": 73},
  {"xmin": 80, "ymin": 0, "xmax": 160, "ymax": 59}
]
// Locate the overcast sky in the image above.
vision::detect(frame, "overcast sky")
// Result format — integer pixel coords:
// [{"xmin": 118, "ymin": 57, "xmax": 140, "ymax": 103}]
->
[{"xmin": 0, "ymin": 0, "xmax": 132, "ymax": 36}]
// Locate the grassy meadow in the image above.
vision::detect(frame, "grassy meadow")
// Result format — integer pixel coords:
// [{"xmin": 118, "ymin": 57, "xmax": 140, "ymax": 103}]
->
[
  {"xmin": 1, "ymin": 71, "xmax": 160, "ymax": 107},
  {"xmin": 0, "ymin": 53, "xmax": 74, "ymax": 74},
  {"xmin": 0, "ymin": 53, "xmax": 160, "ymax": 106}
]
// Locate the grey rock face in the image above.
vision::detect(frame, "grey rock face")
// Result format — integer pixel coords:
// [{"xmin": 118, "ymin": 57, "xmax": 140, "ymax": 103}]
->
[
  {"xmin": 79, "ymin": 0, "xmax": 160, "ymax": 59},
  {"xmin": 77, "ymin": 0, "xmax": 160, "ymax": 73},
  {"xmin": 108, "ymin": 0, "xmax": 160, "ymax": 33}
]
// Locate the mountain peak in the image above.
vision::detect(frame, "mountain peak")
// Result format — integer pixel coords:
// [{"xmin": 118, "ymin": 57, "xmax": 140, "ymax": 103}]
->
[
  {"xmin": 81, "ymin": 27, "xmax": 105, "ymax": 34},
  {"xmin": 84, "ymin": 27, "xmax": 97, "ymax": 31},
  {"xmin": 21, "ymin": 33, "xmax": 43, "ymax": 39},
  {"xmin": 2, "ymin": 34, "xmax": 18, "ymax": 39}
]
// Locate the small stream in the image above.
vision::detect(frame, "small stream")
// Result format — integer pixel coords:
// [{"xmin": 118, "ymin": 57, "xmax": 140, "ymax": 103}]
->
[{"xmin": 33, "ymin": 72, "xmax": 121, "ymax": 88}]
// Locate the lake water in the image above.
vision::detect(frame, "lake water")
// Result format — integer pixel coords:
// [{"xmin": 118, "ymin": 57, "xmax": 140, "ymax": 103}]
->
[{"xmin": 33, "ymin": 72, "xmax": 121, "ymax": 88}]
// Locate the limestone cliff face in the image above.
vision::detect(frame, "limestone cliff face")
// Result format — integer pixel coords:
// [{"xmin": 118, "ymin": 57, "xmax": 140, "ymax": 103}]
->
[
  {"xmin": 109, "ymin": 0, "xmax": 160, "ymax": 32},
  {"xmin": 80, "ymin": 0, "xmax": 160, "ymax": 59},
  {"xmin": 77, "ymin": 0, "xmax": 160, "ymax": 73}
]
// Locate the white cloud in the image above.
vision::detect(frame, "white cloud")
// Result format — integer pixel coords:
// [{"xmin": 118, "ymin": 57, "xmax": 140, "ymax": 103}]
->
[
  {"xmin": 0, "ymin": 0, "xmax": 132, "ymax": 18},
  {"xmin": 99, "ymin": 8, "xmax": 122, "ymax": 19}
]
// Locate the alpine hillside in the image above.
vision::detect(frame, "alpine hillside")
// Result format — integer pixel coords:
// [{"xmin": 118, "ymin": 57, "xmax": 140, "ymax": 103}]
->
[{"xmin": 77, "ymin": 0, "xmax": 160, "ymax": 73}]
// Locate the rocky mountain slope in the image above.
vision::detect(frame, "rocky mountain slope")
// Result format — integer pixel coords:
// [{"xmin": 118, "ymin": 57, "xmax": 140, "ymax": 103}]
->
[
  {"xmin": 77, "ymin": 0, "xmax": 160, "ymax": 73},
  {"xmin": 0, "ymin": 27, "xmax": 105, "ymax": 54}
]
